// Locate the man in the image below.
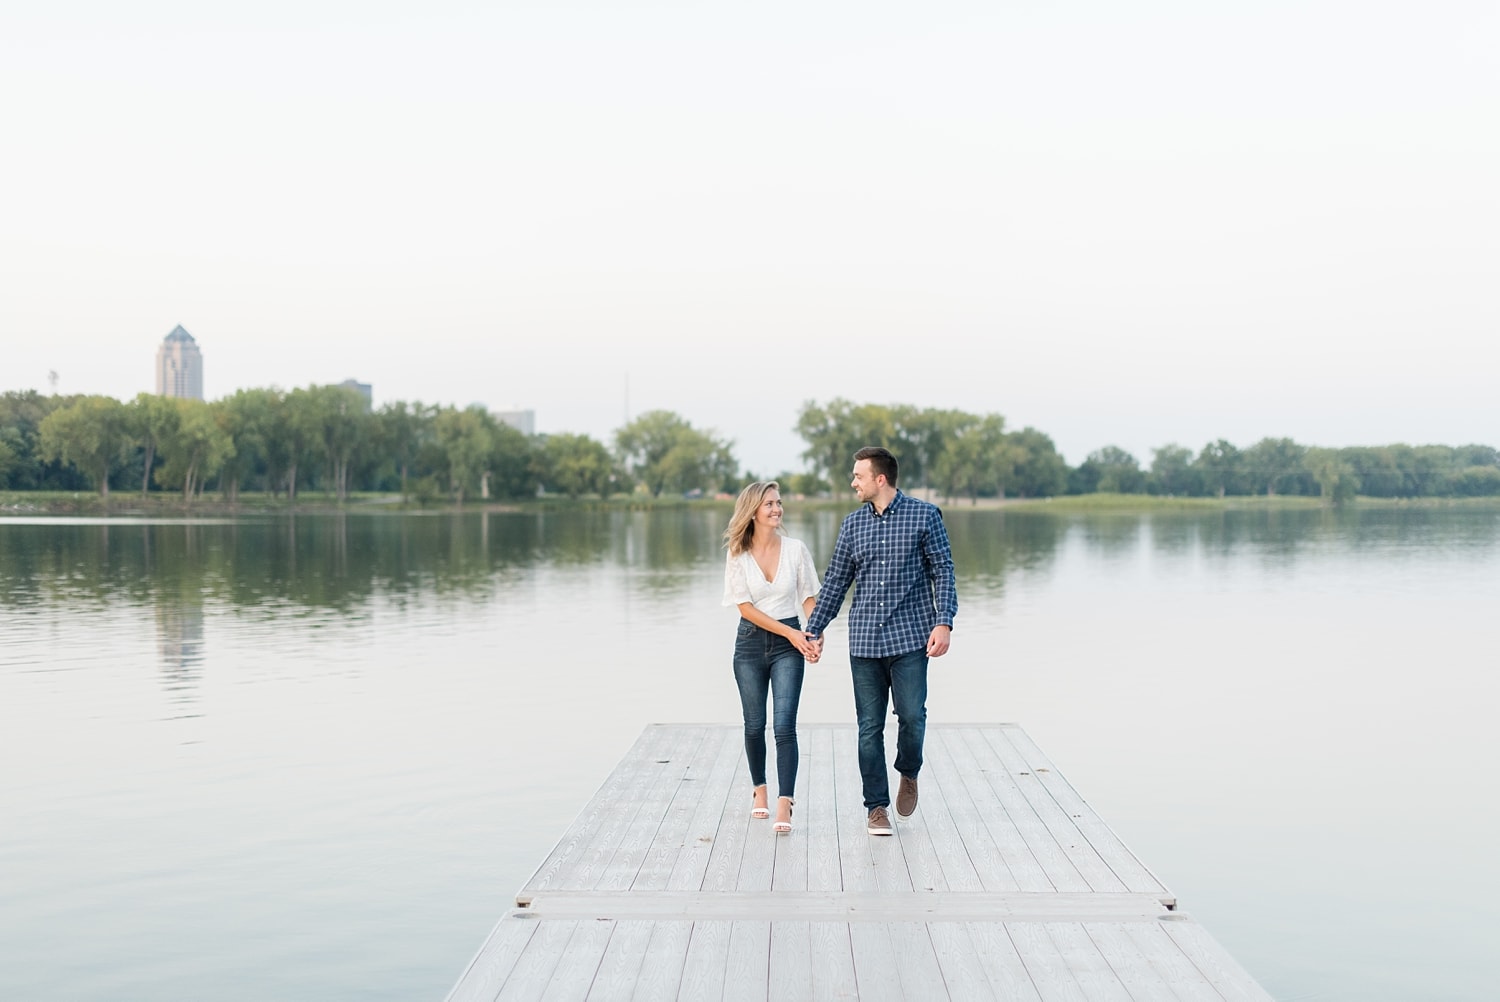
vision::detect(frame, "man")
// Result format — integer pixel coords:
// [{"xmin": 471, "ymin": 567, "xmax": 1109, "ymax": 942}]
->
[{"xmin": 805, "ymin": 446, "xmax": 957, "ymax": 835}]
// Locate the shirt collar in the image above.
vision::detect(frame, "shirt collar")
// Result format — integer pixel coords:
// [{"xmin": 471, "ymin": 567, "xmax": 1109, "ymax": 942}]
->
[{"xmin": 867, "ymin": 489, "xmax": 905, "ymax": 518}]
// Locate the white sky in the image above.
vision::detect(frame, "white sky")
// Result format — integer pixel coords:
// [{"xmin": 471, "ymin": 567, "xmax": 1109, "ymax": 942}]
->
[{"xmin": 3, "ymin": 1, "xmax": 1496, "ymax": 472}]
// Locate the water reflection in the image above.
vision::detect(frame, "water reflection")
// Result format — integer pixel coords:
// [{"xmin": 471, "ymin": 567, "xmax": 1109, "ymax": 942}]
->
[
  {"xmin": 3, "ymin": 505, "xmax": 1493, "ymax": 615},
  {"xmin": 1137, "ymin": 504, "xmax": 1500, "ymax": 565},
  {"xmin": 155, "ymin": 601, "xmax": 204, "ymax": 704}
]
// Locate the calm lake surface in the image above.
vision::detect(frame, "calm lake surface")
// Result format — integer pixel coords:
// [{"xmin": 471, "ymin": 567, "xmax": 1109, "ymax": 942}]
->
[{"xmin": 2, "ymin": 505, "xmax": 1497, "ymax": 1001}]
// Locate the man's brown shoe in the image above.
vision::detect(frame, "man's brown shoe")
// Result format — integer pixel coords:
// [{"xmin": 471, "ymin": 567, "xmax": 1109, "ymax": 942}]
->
[
  {"xmin": 867, "ymin": 806, "xmax": 893, "ymax": 835},
  {"xmin": 895, "ymin": 775, "xmax": 918, "ymax": 821}
]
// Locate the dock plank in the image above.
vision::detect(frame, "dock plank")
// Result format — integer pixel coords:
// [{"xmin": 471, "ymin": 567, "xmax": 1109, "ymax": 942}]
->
[
  {"xmin": 632, "ymin": 727, "xmax": 739, "ymax": 892},
  {"xmin": 495, "ymin": 919, "xmax": 578, "ymax": 1002},
  {"xmin": 833, "ymin": 724, "xmax": 879, "ymax": 893},
  {"xmin": 1160, "ymin": 920, "xmax": 1276, "ymax": 1001},
  {"xmin": 723, "ymin": 920, "xmax": 771, "ymax": 1002},
  {"xmin": 580, "ymin": 920, "xmax": 651, "ymax": 1002},
  {"xmin": 926, "ymin": 922, "xmax": 999, "ymax": 1001},
  {"xmin": 1116, "ymin": 921, "xmax": 1224, "ymax": 1001},
  {"xmin": 447, "ymin": 724, "xmax": 1273, "ymax": 1002},
  {"xmin": 810, "ymin": 921, "xmax": 859, "ymax": 1001},
  {"xmin": 446, "ymin": 913, "xmax": 541, "ymax": 1002},
  {"xmin": 625, "ymin": 921, "xmax": 691, "ymax": 1002},
  {"xmin": 768, "ymin": 920, "xmax": 813, "ymax": 1001},
  {"xmin": 1000, "ymin": 727, "xmax": 1169, "ymax": 901},
  {"xmin": 981, "ymin": 729, "xmax": 1129, "ymax": 894},
  {"xmin": 677, "ymin": 920, "xmax": 732, "ymax": 1000},
  {"xmin": 954, "ymin": 727, "xmax": 1092, "ymax": 893},
  {"xmin": 596, "ymin": 726, "xmax": 710, "ymax": 892},
  {"xmin": 932, "ymin": 727, "xmax": 1053, "ymax": 892},
  {"xmin": 522, "ymin": 727, "xmax": 676, "ymax": 898},
  {"xmin": 802, "ymin": 726, "xmax": 840, "ymax": 893},
  {"xmin": 663, "ymin": 730, "xmax": 742, "ymax": 893},
  {"xmin": 1043, "ymin": 923, "xmax": 1132, "ymax": 1002},
  {"xmin": 912, "ymin": 751, "xmax": 985, "ymax": 893},
  {"xmin": 1008, "ymin": 921, "xmax": 1089, "ymax": 1002},
  {"xmin": 536, "ymin": 919, "xmax": 614, "ymax": 1002},
  {"xmin": 849, "ymin": 923, "xmax": 906, "ymax": 1002},
  {"xmin": 965, "ymin": 921, "xmax": 1043, "ymax": 1002}
]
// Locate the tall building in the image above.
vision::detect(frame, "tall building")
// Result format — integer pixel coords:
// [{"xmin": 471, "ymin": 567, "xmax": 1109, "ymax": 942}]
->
[
  {"xmin": 339, "ymin": 379, "xmax": 373, "ymax": 409},
  {"xmin": 494, "ymin": 409, "xmax": 535, "ymax": 435},
  {"xmin": 155, "ymin": 325, "xmax": 204, "ymax": 400}
]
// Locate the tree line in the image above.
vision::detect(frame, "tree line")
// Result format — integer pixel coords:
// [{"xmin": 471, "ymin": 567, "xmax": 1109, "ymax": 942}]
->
[{"xmin": 2, "ymin": 388, "xmax": 1497, "ymax": 503}]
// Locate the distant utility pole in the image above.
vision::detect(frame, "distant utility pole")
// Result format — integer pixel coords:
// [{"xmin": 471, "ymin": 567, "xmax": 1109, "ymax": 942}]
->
[
  {"xmin": 624, "ymin": 372, "xmax": 630, "ymax": 425},
  {"xmin": 47, "ymin": 370, "xmax": 58, "ymax": 394}
]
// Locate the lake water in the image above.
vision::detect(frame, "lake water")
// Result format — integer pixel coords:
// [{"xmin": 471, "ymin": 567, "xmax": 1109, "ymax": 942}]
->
[{"xmin": 1, "ymin": 505, "xmax": 1496, "ymax": 1001}]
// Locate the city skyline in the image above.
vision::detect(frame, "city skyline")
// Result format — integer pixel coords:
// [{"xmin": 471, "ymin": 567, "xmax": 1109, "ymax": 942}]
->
[{"xmin": 3, "ymin": 3, "xmax": 1495, "ymax": 472}]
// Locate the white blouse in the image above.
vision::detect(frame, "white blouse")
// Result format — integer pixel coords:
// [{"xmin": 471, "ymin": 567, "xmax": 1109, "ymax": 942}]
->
[{"xmin": 721, "ymin": 536, "xmax": 821, "ymax": 621}]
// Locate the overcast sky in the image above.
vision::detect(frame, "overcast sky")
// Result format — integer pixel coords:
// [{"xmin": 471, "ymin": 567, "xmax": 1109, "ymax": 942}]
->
[{"xmin": 3, "ymin": 1, "xmax": 1496, "ymax": 472}]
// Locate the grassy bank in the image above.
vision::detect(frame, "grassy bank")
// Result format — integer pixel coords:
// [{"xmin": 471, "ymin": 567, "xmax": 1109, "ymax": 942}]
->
[{"xmin": 4, "ymin": 489, "xmax": 1497, "ymax": 518}]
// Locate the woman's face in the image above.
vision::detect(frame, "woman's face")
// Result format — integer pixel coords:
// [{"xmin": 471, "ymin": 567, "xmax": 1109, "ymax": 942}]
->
[{"xmin": 752, "ymin": 489, "xmax": 783, "ymax": 533}]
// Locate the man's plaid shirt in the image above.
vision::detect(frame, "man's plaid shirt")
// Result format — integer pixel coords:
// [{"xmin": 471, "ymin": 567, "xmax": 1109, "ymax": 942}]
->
[{"xmin": 806, "ymin": 490, "xmax": 958, "ymax": 658}]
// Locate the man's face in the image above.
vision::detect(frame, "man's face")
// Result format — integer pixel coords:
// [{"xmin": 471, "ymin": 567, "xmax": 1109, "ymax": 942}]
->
[{"xmin": 850, "ymin": 459, "xmax": 882, "ymax": 503}]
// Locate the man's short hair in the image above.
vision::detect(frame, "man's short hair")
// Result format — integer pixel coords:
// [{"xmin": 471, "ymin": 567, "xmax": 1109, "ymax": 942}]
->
[{"xmin": 854, "ymin": 446, "xmax": 899, "ymax": 486}]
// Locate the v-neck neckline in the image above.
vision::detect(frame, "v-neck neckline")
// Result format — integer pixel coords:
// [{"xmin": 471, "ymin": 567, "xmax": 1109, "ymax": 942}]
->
[{"xmin": 749, "ymin": 539, "xmax": 782, "ymax": 585}]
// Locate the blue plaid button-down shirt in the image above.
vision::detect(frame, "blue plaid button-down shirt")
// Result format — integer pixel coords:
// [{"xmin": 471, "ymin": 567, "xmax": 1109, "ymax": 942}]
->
[{"xmin": 806, "ymin": 490, "xmax": 957, "ymax": 658}]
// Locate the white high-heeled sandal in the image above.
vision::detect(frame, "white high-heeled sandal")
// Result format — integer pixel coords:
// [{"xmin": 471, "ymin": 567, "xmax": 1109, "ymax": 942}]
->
[{"xmin": 751, "ymin": 786, "xmax": 770, "ymax": 820}]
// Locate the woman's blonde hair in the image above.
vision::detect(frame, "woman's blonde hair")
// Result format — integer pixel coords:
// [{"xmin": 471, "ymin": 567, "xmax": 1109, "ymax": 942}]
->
[{"xmin": 723, "ymin": 481, "xmax": 781, "ymax": 556}]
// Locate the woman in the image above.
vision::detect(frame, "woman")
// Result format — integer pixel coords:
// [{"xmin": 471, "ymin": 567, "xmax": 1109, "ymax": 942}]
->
[{"xmin": 722, "ymin": 481, "xmax": 821, "ymax": 835}]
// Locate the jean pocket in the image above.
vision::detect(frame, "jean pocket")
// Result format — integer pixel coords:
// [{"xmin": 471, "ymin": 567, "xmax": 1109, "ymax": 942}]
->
[{"xmin": 736, "ymin": 623, "xmax": 756, "ymax": 639}]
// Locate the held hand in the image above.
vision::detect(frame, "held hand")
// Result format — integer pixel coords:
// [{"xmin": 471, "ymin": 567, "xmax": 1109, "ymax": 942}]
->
[
  {"xmin": 797, "ymin": 631, "xmax": 822, "ymax": 663},
  {"xmin": 926, "ymin": 625, "xmax": 951, "ymax": 658}
]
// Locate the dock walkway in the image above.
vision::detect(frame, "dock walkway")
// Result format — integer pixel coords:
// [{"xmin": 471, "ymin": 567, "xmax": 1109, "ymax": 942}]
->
[{"xmin": 447, "ymin": 723, "xmax": 1272, "ymax": 1000}]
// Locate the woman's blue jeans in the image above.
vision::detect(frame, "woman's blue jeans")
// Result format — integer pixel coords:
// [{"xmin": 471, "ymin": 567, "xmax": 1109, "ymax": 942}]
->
[
  {"xmin": 849, "ymin": 649, "xmax": 928, "ymax": 811},
  {"xmin": 732, "ymin": 616, "xmax": 805, "ymax": 799}
]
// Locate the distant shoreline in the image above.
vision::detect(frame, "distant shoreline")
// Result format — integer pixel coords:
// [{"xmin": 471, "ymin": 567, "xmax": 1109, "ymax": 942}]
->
[{"xmin": 4, "ymin": 490, "xmax": 1497, "ymax": 519}]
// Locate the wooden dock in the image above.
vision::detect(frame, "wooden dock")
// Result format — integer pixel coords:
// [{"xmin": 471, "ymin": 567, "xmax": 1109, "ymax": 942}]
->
[{"xmin": 446, "ymin": 724, "xmax": 1272, "ymax": 1001}]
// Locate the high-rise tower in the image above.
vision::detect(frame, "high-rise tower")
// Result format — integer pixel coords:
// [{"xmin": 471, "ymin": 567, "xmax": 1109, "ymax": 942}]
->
[{"xmin": 155, "ymin": 325, "xmax": 204, "ymax": 400}]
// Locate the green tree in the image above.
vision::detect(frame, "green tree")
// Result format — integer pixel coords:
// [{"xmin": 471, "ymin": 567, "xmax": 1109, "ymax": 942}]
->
[
  {"xmin": 795, "ymin": 399, "xmax": 898, "ymax": 489},
  {"xmin": 304, "ymin": 384, "xmax": 373, "ymax": 501},
  {"xmin": 376, "ymin": 400, "xmax": 433, "ymax": 502},
  {"xmin": 276, "ymin": 387, "xmax": 327, "ymax": 501},
  {"xmin": 485, "ymin": 422, "xmax": 537, "ymax": 500},
  {"xmin": 1193, "ymin": 439, "xmax": 1245, "ymax": 497},
  {"xmin": 889, "ymin": 405, "xmax": 967, "ymax": 490},
  {"xmin": 0, "ymin": 437, "xmax": 19, "ymax": 487},
  {"xmin": 616, "ymin": 410, "xmax": 737, "ymax": 497},
  {"xmin": 541, "ymin": 433, "xmax": 617, "ymax": 498},
  {"xmin": 1088, "ymin": 445, "xmax": 1146, "ymax": 494},
  {"xmin": 1341, "ymin": 446, "xmax": 1402, "ymax": 497},
  {"xmin": 932, "ymin": 414, "xmax": 1009, "ymax": 504},
  {"xmin": 1453, "ymin": 444, "xmax": 1499, "ymax": 468},
  {"xmin": 0, "ymin": 391, "xmax": 69, "ymax": 489},
  {"xmin": 432, "ymin": 406, "xmax": 494, "ymax": 504},
  {"xmin": 212, "ymin": 388, "xmax": 279, "ymax": 497},
  {"xmin": 1449, "ymin": 466, "xmax": 1500, "ymax": 496},
  {"xmin": 1007, "ymin": 427, "xmax": 1068, "ymax": 498},
  {"xmin": 1305, "ymin": 447, "xmax": 1359, "ymax": 504},
  {"xmin": 156, "ymin": 398, "xmax": 234, "ymax": 502},
  {"xmin": 1148, "ymin": 444, "xmax": 1197, "ymax": 496},
  {"xmin": 126, "ymin": 392, "xmax": 181, "ymax": 496},
  {"xmin": 38, "ymin": 395, "xmax": 131, "ymax": 498},
  {"xmin": 1243, "ymin": 437, "xmax": 1308, "ymax": 496}
]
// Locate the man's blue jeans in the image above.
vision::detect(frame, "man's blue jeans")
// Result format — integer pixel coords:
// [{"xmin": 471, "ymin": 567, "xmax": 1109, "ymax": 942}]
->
[
  {"xmin": 732, "ymin": 617, "xmax": 805, "ymax": 800},
  {"xmin": 849, "ymin": 649, "xmax": 928, "ymax": 810}
]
